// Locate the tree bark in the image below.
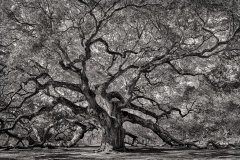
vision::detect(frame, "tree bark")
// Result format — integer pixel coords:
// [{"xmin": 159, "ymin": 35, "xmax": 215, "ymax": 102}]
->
[
  {"xmin": 94, "ymin": 96, "xmax": 126, "ymax": 152},
  {"xmin": 98, "ymin": 119, "xmax": 125, "ymax": 152}
]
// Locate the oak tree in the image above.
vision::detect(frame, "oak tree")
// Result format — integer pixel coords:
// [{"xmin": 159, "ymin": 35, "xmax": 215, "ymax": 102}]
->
[{"xmin": 1, "ymin": 0, "xmax": 240, "ymax": 152}]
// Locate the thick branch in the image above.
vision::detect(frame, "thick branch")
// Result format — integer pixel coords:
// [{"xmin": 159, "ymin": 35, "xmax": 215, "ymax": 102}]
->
[
  {"xmin": 53, "ymin": 97, "xmax": 88, "ymax": 115},
  {"xmin": 90, "ymin": 38, "xmax": 122, "ymax": 57},
  {"xmin": 126, "ymin": 103, "xmax": 159, "ymax": 120},
  {"xmin": 0, "ymin": 106, "xmax": 53, "ymax": 132},
  {"xmin": 121, "ymin": 111, "xmax": 201, "ymax": 148},
  {"xmin": 100, "ymin": 65, "xmax": 138, "ymax": 98}
]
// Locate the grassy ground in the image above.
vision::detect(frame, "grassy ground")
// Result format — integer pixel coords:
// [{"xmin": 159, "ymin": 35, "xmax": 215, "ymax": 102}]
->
[{"xmin": 0, "ymin": 145, "xmax": 240, "ymax": 160}]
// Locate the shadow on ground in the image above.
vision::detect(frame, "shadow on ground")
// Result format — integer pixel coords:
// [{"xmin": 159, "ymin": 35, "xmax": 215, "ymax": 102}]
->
[
  {"xmin": 0, "ymin": 146, "xmax": 240, "ymax": 159},
  {"xmin": 129, "ymin": 146, "xmax": 240, "ymax": 159}
]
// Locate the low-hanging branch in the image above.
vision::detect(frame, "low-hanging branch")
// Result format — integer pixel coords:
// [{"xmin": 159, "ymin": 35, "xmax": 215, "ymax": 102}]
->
[
  {"xmin": 121, "ymin": 110, "xmax": 233, "ymax": 149},
  {"xmin": 0, "ymin": 105, "xmax": 54, "ymax": 132},
  {"xmin": 121, "ymin": 110, "xmax": 192, "ymax": 147}
]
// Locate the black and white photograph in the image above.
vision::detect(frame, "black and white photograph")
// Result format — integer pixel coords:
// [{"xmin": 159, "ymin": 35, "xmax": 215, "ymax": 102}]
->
[{"xmin": 1, "ymin": 0, "xmax": 240, "ymax": 159}]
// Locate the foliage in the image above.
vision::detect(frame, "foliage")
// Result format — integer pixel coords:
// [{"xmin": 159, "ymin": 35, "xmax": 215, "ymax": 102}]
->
[{"xmin": 1, "ymin": 0, "xmax": 240, "ymax": 151}]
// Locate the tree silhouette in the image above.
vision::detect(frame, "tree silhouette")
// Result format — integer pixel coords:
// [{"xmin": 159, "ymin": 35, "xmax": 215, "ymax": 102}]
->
[{"xmin": 1, "ymin": 0, "xmax": 240, "ymax": 152}]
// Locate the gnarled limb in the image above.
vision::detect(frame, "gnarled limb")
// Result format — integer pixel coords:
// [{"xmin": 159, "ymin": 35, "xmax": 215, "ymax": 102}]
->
[
  {"xmin": 0, "ymin": 105, "xmax": 54, "ymax": 132},
  {"xmin": 122, "ymin": 110, "xmax": 239, "ymax": 149},
  {"xmin": 122, "ymin": 111, "xmax": 202, "ymax": 149}
]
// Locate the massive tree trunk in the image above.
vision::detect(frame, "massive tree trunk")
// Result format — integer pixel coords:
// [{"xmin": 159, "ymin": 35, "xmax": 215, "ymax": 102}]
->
[
  {"xmin": 96, "ymin": 101, "xmax": 125, "ymax": 152},
  {"xmin": 98, "ymin": 118, "xmax": 125, "ymax": 152}
]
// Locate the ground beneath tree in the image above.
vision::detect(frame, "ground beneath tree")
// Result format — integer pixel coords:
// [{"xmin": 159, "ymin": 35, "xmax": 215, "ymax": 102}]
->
[{"xmin": 0, "ymin": 145, "xmax": 240, "ymax": 159}]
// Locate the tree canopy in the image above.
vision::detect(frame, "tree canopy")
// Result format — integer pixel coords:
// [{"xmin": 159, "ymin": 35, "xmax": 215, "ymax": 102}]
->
[{"xmin": 1, "ymin": 0, "xmax": 240, "ymax": 152}]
